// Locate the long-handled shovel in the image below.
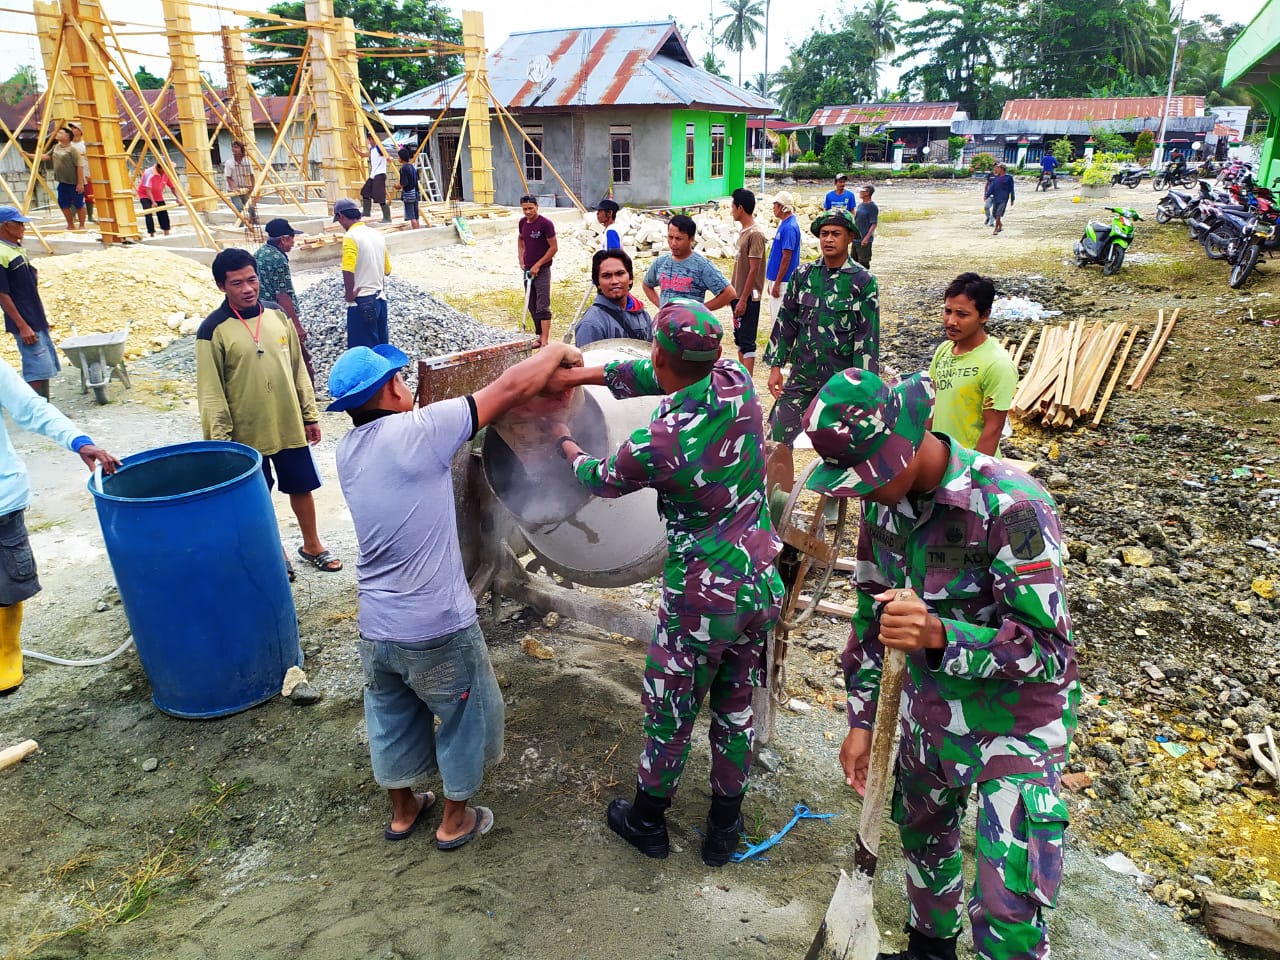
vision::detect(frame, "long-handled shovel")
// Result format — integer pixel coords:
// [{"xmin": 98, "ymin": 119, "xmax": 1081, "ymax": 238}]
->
[
  {"xmin": 520, "ymin": 269, "xmax": 532, "ymax": 334},
  {"xmin": 804, "ymin": 646, "xmax": 907, "ymax": 960}
]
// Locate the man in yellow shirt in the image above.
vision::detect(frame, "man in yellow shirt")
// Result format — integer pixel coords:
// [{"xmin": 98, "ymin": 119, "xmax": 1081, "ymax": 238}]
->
[{"xmin": 927, "ymin": 273, "xmax": 1017, "ymax": 456}]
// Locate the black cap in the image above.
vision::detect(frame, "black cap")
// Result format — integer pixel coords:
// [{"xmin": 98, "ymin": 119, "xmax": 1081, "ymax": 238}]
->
[
  {"xmin": 265, "ymin": 217, "xmax": 303, "ymax": 238},
  {"xmin": 595, "ymin": 199, "xmax": 620, "ymax": 214},
  {"xmin": 333, "ymin": 198, "xmax": 361, "ymax": 222}
]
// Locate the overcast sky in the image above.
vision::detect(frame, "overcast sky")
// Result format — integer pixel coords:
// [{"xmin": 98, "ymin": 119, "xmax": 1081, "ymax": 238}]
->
[{"xmin": 0, "ymin": 0, "xmax": 1263, "ymax": 99}]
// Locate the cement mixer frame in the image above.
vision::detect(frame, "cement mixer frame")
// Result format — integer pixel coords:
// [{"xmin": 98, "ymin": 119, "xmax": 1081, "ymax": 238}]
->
[{"xmin": 418, "ymin": 340, "xmax": 850, "ymax": 744}]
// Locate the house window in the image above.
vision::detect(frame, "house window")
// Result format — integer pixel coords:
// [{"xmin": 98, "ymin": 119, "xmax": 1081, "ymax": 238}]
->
[
  {"xmin": 524, "ymin": 126, "xmax": 544, "ymax": 182},
  {"xmin": 610, "ymin": 125, "xmax": 631, "ymax": 184},
  {"xmin": 710, "ymin": 124, "xmax": 725, "ymax": 178},
  {"xmin": 685, "ymin": 123, "xmax": 696, "ymax": 183}
]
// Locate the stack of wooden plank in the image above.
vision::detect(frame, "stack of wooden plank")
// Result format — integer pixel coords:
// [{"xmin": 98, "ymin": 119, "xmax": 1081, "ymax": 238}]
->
[{"xmin": 1008, "ymin": 309, "xmax": 1178, "ymax": 429}]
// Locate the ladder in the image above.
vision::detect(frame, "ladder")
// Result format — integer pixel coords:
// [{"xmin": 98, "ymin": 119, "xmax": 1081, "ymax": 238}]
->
[{"xmin": 417, "ymin": 152, "xmax": 443, "ymax": 202}]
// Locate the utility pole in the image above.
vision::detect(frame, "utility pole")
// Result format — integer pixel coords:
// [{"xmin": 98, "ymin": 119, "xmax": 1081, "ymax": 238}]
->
[
  {"xmin": 759, "ymin": 0, "xmax": 769, "ymax": 195},
  {"xmin": 1154, "ymin": 0, "xmax": 1188, "ymax": 169}
]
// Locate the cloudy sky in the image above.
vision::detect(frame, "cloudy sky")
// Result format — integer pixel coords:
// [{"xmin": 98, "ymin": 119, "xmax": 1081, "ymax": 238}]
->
[{"xmin": 0, "ymin": 0, "xmax": 1263, "ymax": 97}]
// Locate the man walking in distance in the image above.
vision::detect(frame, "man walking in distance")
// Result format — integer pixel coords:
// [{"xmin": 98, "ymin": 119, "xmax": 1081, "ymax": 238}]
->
[
  {"xmin": 985, "ymin": 163, "xmax": 1015, "ymax": 236},
  {"xmin": 764, "ymin": 191, "xmax": 800, "ymax": 325},
  {"xmin": 762, "ymin": 207, "xmax": 878, "ymax": 493},
  {"xmin": 824, "ymin": 173, "xmax": 855, "ymax": 211},
  {"xmin": 517, "ymin": 194, "xmax": 557, "ymax": 347},
  {"xmin": 197, "ymin": 248, "xmax": 342, "ymax": 575},
  {"xmin": 335, "ymin": 198, "xmax": 392, "ymax": 350},
  {"xmin": 0, "ymin": 207, "xmax": 60, "ymax": 399},
  {"xmin": 224, "ymin": 140, "xmax": 255, "ymax": 225},
  {"xmin": 329, "ymin": 339, "xmax": 581, "ymax": 848},
  {"xmin": 574, "ymin": 249, "xmax": 653, "ymax": 348},
  {"xmin": 641, "ymin": 215, "xmax": 736, "ymax": 311},
  {"xmin": 548, "ymin": 302, "xmax": 783, "ymax": 867},
  {"xmin": 853, "ymin": 184, "xmax": 879, "ymax": 269},
  {"xmin": 0, "ymin": 355, "xmax": 119, "ymax": 695},
  {"xmin": 255, "ymin": 217, "xmax": 315, "ymax": 386},
  {"xmin": 802, "ymin": 368, "xmax": 1078, "ymax": 960},
  {"xmin": 729, "ymin": 188, "xmax": 766, "ymax": 374},
  {"xmin": 595, "ymin": 199, "xmax": 622, "ymax": 250},
  {"xmin": 361, "ymin": 131, "xmax": 391, "ymax": 224}
]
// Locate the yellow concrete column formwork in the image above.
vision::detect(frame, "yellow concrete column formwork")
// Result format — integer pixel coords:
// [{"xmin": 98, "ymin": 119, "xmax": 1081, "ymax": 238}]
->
[
  {"xmin": 305, "ymin": 0, "xmax": 364, "ymax": 203},
  {"xmin": 462, "ymin": 10, "xmax": 493, "ymax": 204},
  {"xmin": 33, "ymin": 1, "xmax": 76, "ymax": 125},
  {"xmin": 60, "ymin": 0, "xmax": 139, "ymax": 242},
  {"xmin": 220, "ymin": 27, "xmax": 258, "ymax": 151},
  {"xmin": 161, "ymin": 0, "xmax": 216, "ymax": 212}
]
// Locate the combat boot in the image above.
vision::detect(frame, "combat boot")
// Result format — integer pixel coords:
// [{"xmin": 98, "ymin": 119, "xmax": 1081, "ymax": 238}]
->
[
  {"xmin": 701, "ymin": 791, "xmax": 744, "ymax": 867},
  {"xmin": 877, "ymin": 927, "xmax": 959, "ymax": 960},
  {"xmin": 607, "ymin": 788, "xmax": 670, "ymax": 858}
]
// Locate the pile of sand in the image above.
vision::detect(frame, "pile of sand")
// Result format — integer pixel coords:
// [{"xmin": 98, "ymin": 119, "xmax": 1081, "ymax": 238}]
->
[{"xmin": 0, "ymin": 245, "xmax": 223, "ymax": 367}]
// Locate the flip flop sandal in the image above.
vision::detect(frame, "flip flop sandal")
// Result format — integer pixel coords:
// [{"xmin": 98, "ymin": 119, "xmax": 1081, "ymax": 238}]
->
[
  {"xmin": 436, "ymin": 806, "xmax": 494, "ymax": 851},
  {"xmin": 284, "ymin": 556, "xmax": 296, "ymax": 583},
  {"xmin": 384, "ymin": 791, "xmax": 436, "ymax": 842},
  {"xmin": 298, "ymin": 547, "xmax": 343, "ymax": 572}
]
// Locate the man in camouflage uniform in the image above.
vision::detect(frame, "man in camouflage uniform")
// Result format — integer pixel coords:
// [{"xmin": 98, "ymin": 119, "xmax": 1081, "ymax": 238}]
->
[
  {"xmin": 763, "ymin": 207, "xmax": 879, "ymax": 492},
  {"xmin": 802, "ymin": 369, "xmax": 1079, "ymax": 960},
  {"xmin": 550, "ymin": 301, "xmax": 783, "ymax": 867}
]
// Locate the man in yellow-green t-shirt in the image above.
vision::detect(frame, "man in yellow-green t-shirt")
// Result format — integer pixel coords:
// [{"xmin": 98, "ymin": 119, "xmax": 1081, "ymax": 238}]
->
[{"xmin": 927, "ymin": 273, "xmax": 1017, "ymax": 455}]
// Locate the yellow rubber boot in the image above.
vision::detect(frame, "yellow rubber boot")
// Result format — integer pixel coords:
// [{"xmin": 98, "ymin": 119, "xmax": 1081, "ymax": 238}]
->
[{"xmin": 0, "ymin": 602, "xmax": 23, "ymax": 694}]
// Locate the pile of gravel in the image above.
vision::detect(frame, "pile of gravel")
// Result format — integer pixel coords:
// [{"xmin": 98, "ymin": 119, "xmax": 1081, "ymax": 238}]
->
[{"xmin": 298, "ymin": 274, "xmax": 517, "ymax": 398}]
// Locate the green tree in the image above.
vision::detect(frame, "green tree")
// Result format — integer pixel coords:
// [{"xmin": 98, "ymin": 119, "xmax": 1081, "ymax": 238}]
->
[
  {"xmin": 714, "ymin": 0, "xmax": 765, "ymax": 87},
  {"xmin": 858, "ymin": 0, "xmax": 901, "ymax": 92},
  {"xmin": 1133, "ymin": 129, "xmax": 1155, "ymax": 159},
  {"xmin": 1051, "ymin": 135, "xmax": 1074, "ymax": 163},
  {"xmin": 701, "ymin": 50, "xmax": 730, "ymax": 80},
  {"xmin": 821, "ymin": 130, "xmax": 854, "ymax": 174},
  {"xmin": 895, "ymin": 0, "xmax": 1009, "ymax": 117},
  {"xmin": 246, "ymin": 0, "xmax": 462, "ymax": 103},
  {"xmin": 134, "ymin": 66, "xmax": 166, "ymax": 90},
  {"xmin": 0, "ymin": 65, "xmax": 39, "ymax": 105},
  {"xmin": 771, "ymin": 28, "xmax": 877, "ymax": 122}
]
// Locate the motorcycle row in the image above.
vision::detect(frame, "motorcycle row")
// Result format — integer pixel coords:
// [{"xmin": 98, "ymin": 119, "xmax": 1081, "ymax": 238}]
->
[{"xmin": 1154, "ymin": 160, "xmax": 1275, "ymax": 289}]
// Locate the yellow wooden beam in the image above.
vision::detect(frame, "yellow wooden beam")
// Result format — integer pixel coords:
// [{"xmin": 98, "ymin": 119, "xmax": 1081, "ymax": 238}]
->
[
  {"xmin": 161, "ymin": 0, "xmax": 216, "ymax": 212},
  {"xmin": 462, "ymin": 10, "xmax": 493, "ymax": 205}
]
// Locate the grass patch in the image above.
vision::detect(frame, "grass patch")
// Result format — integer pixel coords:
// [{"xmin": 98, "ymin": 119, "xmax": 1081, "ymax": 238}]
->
[
  {"xmin": 445, "ymin": 279, "xmax": 592, "ymax": 339},
  {"xmin": 879, "ymin": 208, "xmax": 940, "ymax": 224},
  {"xmin": 26, "ymin": 516, "xmax": 67, "ymax": 533},
  {"xmin": 1122, "ymin": 258, "xmax": 1202, "ymax": 287},
  {"xmin": 9, "ymin": 777, "xmax": 246, "ymax": 958}
]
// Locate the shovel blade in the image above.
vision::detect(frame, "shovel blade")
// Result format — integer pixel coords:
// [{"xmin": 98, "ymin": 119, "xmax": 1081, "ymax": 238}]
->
[{"xmin": 803, "ymin": 869, "xmax": 880, "ymax": 960}]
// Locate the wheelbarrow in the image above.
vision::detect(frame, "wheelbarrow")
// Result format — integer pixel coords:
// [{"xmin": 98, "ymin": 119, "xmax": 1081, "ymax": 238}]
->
[{"xmin": 59, "ymin": 323, "xmax": 132, "ymax": 405}]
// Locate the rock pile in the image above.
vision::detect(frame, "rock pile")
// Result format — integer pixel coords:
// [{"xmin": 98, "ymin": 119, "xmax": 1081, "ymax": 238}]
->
[
  {"xmin": 297, "ymin": 274, "xmax": 518, "ymax": 398},
  {"xmin": 7, "ymin": 246, "xmax": 222, "ymax": 368},
  {"xmin": 571, "ymin": 203, "xmax": 820, "ymax": 261}
]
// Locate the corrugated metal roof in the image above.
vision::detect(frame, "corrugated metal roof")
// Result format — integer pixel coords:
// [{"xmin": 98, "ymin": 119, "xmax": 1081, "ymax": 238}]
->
[
  {"xmin": 1000, "ymin": 97, "xmax": 1205, "ymax": 121},
  {"xmin": 806, "ymin": 102, "xmax": 961, "ymax": 127},
  {"xmin": 0, "ymin": 90, "xmax": 308, "ymax": 138},
  {"xmin": 953, "ymin": 116, "xmax": 1216, "ymax": 136},
  {"xmin": 382, "ymin": 21, "xmax": 775, "ymax": 114}
]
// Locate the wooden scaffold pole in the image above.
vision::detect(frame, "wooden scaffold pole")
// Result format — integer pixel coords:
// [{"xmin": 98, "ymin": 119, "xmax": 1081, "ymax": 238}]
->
[{"xmin": 161, "ymin": 0, "xmax": 217, "ymax": 212}]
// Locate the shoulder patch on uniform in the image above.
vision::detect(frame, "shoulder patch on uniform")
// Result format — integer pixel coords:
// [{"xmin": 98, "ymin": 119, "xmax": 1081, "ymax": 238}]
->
[{"xmin": 1003, "ymin": 502, "xmax": 1046, "ymax": 561}]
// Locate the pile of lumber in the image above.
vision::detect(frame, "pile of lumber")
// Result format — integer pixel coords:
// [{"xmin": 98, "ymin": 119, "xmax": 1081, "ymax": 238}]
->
[{"xmin": 1009, "ymin": 309, "xmax": 1178, "ymax": 429}]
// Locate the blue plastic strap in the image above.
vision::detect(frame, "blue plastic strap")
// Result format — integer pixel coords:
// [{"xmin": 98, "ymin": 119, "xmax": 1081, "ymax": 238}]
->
[{"xmin": 732, "ymin": 802, "xmax": 837, "ymax": 863}]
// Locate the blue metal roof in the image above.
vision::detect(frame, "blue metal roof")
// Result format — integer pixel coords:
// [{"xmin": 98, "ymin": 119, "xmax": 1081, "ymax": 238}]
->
[{"xmin": 382, "ymin": 21, "xmax": 775, "ymax": 114}]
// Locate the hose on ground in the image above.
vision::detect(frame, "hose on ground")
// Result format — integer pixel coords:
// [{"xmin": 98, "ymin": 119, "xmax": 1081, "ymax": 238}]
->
[{"xmin": 23, "ymin": 635, "xmax": 134, "ymax": 666}]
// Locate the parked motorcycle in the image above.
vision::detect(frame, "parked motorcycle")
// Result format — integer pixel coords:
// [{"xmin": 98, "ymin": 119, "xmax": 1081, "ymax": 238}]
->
[
  {"xmin": 1112, "ymin": 164, "xmax": 1151, "ymax": 189},
  {"xmin": 1155, "ymin": 184, "xmax": 1204, "ymax": 223},
  {"xmin": 1217, "ymin": 159, "xmax": 1255, "ymax": 186},
  {"xmin": 1153, "ymin": 162, "xmax": 1197, "ymax": 191},
  {"xmin": 1203, "ymin": 207, "xmax": 1256, "ymax": 261},
  {"xmin": 1227, "ymin": 213, "xmax": 1275, "ymax": 288},
  {"xmin": 1074, "ymin": 207, "xmax": 1141, "ymax": 275}
]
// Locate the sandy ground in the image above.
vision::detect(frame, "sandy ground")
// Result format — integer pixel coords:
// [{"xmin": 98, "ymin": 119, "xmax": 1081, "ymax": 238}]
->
[{"xmin": 0, "ymin": 177, "xmax": 1262, "ymax": 959}]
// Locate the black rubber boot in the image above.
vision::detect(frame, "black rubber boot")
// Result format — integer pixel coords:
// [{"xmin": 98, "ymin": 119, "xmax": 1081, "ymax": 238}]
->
[
  {"xmin": 607, "ymin": 788, "xmax": 670, "ymax": 859},
  {"xmin": 877, "ymin": 928, "xmax": 959, "ymax": 960},
  {"xmin": 702, "ymin": 791, "xmax": 744, "ymax": 867},
  {"xmin": 379, "ymin": 203, "xmax": 392, "ymax": 223},
  {"xmin": 361, "ymin": 197, "xmax": 372, "ymax": 219}
]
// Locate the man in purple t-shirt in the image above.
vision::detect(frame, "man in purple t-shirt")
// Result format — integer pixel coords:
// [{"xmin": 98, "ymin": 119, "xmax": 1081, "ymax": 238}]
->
[{"xmin": 517, "ymin": 194, "xmax": 558, "ymax": 347}]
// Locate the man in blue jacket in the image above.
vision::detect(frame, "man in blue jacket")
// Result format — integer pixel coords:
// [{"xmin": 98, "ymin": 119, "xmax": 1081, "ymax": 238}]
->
[
  {"xmin": 984, "ymin": 164, "xmax": 1015, "ymax": 236},
  {"xmin": 1039, "ymin": 151, "xmax": 1058, "ymax": 189},
  {"xmin": 574, "ymin": 249, "xmax": 653, "ymax": 348}
]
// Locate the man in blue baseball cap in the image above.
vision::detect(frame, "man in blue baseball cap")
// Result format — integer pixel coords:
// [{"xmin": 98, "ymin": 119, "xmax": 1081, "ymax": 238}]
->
[
  {"xmin": 330, "ymin": 338, "xmax": 580, "ymax": 850},
  {"xmin": 0, "ymin": 206, "xmax": 60, "ymax": 399}
]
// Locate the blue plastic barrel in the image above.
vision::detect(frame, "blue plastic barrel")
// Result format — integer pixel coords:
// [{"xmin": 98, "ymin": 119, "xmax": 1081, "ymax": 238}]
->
[{"xmin": 90, "ymin": 441, "xmax": 301, "ymax": 719}]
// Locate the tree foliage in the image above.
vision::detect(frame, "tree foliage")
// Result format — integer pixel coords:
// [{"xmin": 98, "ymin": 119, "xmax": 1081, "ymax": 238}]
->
[
  {"xmin": 0, "ymin": 65, "xmax": 39, "ymax": 105},
  {"xmin": 715, "ymin": 0, "xmax": 765, "ymax": 87},
  {"xmin": 772, "ymin": 20, "xmax": 878, "ymax": 121},
  {"xmin": 246, "ymin": 0, "xmax": 462, "ymax": 103},
  {"xmin": 134, "ymin": 66, "xmax": 166, "ymax": 90}
]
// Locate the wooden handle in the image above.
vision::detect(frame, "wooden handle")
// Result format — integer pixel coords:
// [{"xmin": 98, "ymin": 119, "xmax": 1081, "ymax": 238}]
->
[
  {"xmin": 854, "ymin": 648, "xmax": 907, "ymax": 870},
  {"xmin": 0, "ymin": 739, "xmax": 38, "ymax": 772}
]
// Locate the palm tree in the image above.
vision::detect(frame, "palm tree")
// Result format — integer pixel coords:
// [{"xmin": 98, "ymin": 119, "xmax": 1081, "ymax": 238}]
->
[
  {"xmin": 715, "ymin": 0, "xmax": 765, "ymax": 87},
  {"xmin": 860, "ymin": 0, "xmax": 901, "ymax": 59}
]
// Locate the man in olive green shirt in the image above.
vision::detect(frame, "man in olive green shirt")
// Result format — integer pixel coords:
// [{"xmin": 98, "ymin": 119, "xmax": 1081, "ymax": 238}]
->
[{"xmin": 196, "ymin": 247, "xmax": 342, "ymax": 575}]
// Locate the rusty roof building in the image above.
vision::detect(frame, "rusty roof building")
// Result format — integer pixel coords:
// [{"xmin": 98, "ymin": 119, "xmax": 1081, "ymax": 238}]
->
[{"xmin": 383, "ymin": 21, "xmax": 775, "ymax": 208}]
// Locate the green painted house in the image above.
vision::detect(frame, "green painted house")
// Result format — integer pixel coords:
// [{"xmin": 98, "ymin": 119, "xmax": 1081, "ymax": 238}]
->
[
  {"xmin": 382, "ymin": 21, "xmax": 774, "ymax": 208},
  {"xmin": 1225, "ymin": 0, "xmax": 1280, "ymax": 183}
]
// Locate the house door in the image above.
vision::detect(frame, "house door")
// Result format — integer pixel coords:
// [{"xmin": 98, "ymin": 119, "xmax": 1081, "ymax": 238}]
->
[{"xmin": 437, "ymin": 133, "xmax": 465, "ymax": 201}]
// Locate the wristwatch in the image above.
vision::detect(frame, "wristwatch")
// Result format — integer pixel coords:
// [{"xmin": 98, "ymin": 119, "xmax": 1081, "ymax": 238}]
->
[{"xmin": 556, "ymin": 435, "xmax": 576, "ymax": 460}]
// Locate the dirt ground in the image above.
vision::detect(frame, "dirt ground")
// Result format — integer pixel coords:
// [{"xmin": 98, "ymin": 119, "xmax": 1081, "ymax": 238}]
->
[{"xmin": 1, "ymin": 177, "xmax": 1276, "ymax": 959}]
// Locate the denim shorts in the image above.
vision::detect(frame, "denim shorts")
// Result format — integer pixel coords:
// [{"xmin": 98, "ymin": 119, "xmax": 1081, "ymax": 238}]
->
[
  {"xmin": 16, "ymin": 328, "xmax": 61, "ymax": 381},
  {"xmin": 56, "ymin": 181, "xmax": 84, "ymax": 210},
  {"xmin": 359, "ymin": 622, "xmax": 505, "ymax": 797},
  {"xmin": 261, "ymin": 445, "xmax": 320, "ymax": 495}
]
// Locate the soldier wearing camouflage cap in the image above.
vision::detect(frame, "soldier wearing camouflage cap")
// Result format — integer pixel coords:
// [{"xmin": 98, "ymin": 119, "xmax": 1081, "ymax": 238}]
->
[
  {"xmin": 762, "ymin": 205, "xmax": 878, "ymax": 494},
  {"xmin": 549, "ymin": 300, "xmax": 783, "ymax": 868},
  {"xmin": 802, "ymin": 369, "xmax": 1079, "ymax": 960}
]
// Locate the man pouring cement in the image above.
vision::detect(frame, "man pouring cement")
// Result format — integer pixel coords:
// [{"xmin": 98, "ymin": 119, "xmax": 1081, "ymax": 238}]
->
[
  {"xmin": 547, "ymin": 301, "xmax": 782, "ymax": 868},
  {"xmin": 762, "ymin": 206, "xmax": 878, "ymax": 492},
  {"xmin": 801, "ymin": 369, "xmax": 1079, "ymax": 960},
  {"xmin": 328, "ymin": 340, "xmax": 581, "ymax": 848}
]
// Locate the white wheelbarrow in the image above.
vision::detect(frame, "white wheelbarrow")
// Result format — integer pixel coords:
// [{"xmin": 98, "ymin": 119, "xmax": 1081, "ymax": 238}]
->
[{"xmin": 59, "ymin": 323, "xmax": 132, "ymax": 405}]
